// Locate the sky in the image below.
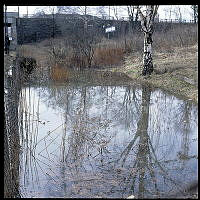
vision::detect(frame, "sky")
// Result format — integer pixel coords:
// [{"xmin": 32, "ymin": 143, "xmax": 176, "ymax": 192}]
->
[{"xmin": 4, "ymin": 5, "xmax": 194, "ymax": 21}]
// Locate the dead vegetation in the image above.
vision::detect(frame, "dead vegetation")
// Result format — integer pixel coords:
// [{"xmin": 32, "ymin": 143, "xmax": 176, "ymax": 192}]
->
[
  {"xmin": 15, "ymin": 23, "xmax": 197, "ymax": 102},
  {"xmin": 110, "ymin": 43, "xmax": 198, "ymax": 103}
]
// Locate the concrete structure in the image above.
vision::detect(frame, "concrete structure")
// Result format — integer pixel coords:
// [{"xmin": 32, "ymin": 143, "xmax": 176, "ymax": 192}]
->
[{"xmin": 4, "ymin": 12, "xmax": 18, "ymax": 51}]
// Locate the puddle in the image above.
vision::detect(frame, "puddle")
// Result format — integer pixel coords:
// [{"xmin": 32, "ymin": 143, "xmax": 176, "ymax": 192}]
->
[{"xmin": 18, "ymin": 70, "xmax": 198, "ymax": 198}]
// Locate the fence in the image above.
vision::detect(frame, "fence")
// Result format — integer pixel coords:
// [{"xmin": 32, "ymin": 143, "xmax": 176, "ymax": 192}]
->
[
  {"xmin": 159, "ymin": 18, "xmax": 196, "ymax": 23},
  {"xmin": 4, "ymin": 58, "xmax": 22, "ymax": 198}
]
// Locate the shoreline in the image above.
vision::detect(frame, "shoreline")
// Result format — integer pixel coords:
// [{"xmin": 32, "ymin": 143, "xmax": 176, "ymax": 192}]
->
[
  {"xmin": 101, "ymin": 44, "xmax": 198, "ymax": 104},
  {"xmin": 4, "ymin": 44, "xmax": 198, "ymax": 104}
]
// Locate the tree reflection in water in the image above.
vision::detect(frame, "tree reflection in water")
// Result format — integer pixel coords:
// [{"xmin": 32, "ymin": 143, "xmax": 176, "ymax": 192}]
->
[{"xmin": 19, "ymin": 75, "xmax": 197, "ymax": 198}]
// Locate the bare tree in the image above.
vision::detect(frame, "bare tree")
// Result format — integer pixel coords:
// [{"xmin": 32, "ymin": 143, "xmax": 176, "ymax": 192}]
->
[
  {"xmin": 57, "ymin": 6, "xmax": 76, "ymax": 14},
  {"xmin": 136, "ymin": 5, "xmax": 159, "ymax": 76},
  {"xmin": 56, "ymin": 6, "xmax": 90, "ymax": 31},
  {"xmin": 96, "ymin": 6, "xmax": 107, "ymax": 19},
  {"xmin": 34, "ymin": 6, "xmax": 57, "ymax": 16},
  {"xmin": 191, "ymin": 5, "xmax": 198, "ymax": 23},
  {"xmin": 127, "ymin": 6, "xmax": 139, "ymax": 31},
  {"xmin": 178, "ymin": 7, "xmax": 182, "ymax": 22},
  {"xmin": 56, "ymin": 6, "xmax": 90, "ymax": 16},
  {"xmin": 113, "ymin": 6, "xmax": 119, "ymax": 20},
  {"xmin": 170, "ymin": 6, "xmax": 183, "ymax": 22},
  {"xmin": 127, "ymin": 5, "xmax": 134, "ymax": 28},
  {"xmin": 163, "ymin": 6, "xmax": 184, "ymax": 22}
]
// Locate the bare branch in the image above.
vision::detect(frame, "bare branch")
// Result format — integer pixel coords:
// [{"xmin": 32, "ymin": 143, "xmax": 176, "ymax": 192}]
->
[
  {"xmin": 136, "ymin": 6, "xmax": 147, "ymax": 32},
  {"xmin": 153, "ymin": 5, "xmax": 159, "ymax": 18}
]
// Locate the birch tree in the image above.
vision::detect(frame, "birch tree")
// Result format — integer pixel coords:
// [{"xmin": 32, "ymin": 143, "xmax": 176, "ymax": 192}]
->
[{"xmin": 136, "ymin": 5, "xmax": 159, "ymax": 76}]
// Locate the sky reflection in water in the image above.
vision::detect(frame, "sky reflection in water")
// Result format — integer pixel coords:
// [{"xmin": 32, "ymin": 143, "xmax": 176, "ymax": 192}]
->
[{"xmin": 19, "ymin": 79, "xmax": 198, "ymax": 198}]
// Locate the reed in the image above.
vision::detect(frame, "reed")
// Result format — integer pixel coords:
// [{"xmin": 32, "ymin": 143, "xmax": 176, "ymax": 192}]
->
[
  {"xmin": 92, "ymin": 43, "xmax": 125, "ymax": 67},
  {"xmin": 50, "ymin": 65, "xmax": 70, "ymax": 81}
]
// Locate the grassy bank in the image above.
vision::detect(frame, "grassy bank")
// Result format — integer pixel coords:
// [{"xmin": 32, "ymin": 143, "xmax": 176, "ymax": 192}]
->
[
  {"xmin": 107, "ymin": 44, "xmax": 198, "ymax": 104},
  {"xmin": 15, "ymin": 43, "xmax": 198, "ymax": 104},
  {"xmin": 14, "ymin": 23, "xmax": 198, "ymax": 103}
]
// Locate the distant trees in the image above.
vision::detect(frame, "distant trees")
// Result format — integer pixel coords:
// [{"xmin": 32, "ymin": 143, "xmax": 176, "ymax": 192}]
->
[
  {"xmin": 136, "ymin": 5, "xmax": 159, "ymax": 76},
  {"xmin": 33, "ymin": 6, "xmax": 57, "ymax": 38},
  {"xmin": 95, "ymin": 6, "xmax": 108, "ymax": 18},
  {"xmin": 126, "ymin": 6, "xmax": 139, "ymax": 31},
  {"xmin": 34, "ymin": 6, "xmax": 57, "ymax": 17},
  {"xmin": 56, "ymin": 6, "xmax": 92, "ymax": 33}
]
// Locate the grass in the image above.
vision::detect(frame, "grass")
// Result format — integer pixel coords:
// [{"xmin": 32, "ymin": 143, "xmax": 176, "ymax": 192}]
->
[
  {"xmin": 109, "ymin": 44, "xmax": 198, "ymax": 103},
  {"xmin": 16, "ymin": 38, "xmax": 126, "ymax": 69},
  {"xmin": 93, "ymin": 45, "xmax": 125, "ymax": 67},
  {"xmin": 50, "ymin": 64, "xmax": 70, "ymax": 81},
  {"xmin": 17, "ymin": 44, "xmax": 49, "ymax": 67}
]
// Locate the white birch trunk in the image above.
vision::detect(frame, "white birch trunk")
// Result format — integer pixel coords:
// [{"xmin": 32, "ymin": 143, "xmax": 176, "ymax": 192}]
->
[
  {"xmin": 137, "ymin": 5, "xmax": 159, "ymax": 76},
  {"xmin": 143, "ymin": 32, "xmax": 153, "ymax": 75}
]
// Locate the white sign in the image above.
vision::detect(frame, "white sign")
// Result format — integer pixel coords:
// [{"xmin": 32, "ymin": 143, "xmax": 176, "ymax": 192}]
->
[{"xmin": 105, "ymin": 26, "xmax": 116, "ymax": 33}]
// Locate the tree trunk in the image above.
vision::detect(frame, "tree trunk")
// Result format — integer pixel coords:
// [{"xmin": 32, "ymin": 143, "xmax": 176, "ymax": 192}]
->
[
  {"xmin": 137, "ymin": 5, "xmax": 158, "ymax": 76},
  {"xmin": 142, "ymin": 32, "xmax": 153, "ymax": 76}
]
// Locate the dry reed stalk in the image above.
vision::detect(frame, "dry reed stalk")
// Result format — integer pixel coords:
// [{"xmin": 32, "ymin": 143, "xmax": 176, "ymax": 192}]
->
[
  {"xmin": 50, "ymin": 65, "xmax": 70, "ymax": 81},
  {"xmin": 93, "ymin": 46, "xmax": 125, "ymax": 67}
]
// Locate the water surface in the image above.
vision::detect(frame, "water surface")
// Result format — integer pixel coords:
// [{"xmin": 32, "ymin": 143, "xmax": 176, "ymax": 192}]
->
[{"xmin": 18, "ymin": 70, "xmax": 198, "ymax": 198}]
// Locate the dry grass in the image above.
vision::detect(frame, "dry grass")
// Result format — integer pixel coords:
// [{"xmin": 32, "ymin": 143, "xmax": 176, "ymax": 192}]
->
[
  {"xmin": 109, "ymin": 44, "xmax": 198, "ymax": 103},
  {"xmin": 153, "ymin": 24, "xmax": 197, "ymax": 53},
  {"xmin": 50, "ymin": 64, "xmax": 70, "ymax": 81},
  {"xmin": 93, "ymin": 46, "xmax": 125, "ymax": 67},
  {"xmin": 15, "ymin": 24, "xmax": 198, "ymax": 103},
  {"xmin": 17, "ymin": 37, "xmax": 127, "ymax": 69},
  {"xmin": 17, "ymin": 44, "xmax": 49, "ymax": 68}
]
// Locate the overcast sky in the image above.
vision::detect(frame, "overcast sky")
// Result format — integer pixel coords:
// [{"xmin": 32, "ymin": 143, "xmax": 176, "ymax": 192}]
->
[{"xmin": 5, "ymin": 5, "xmax": 194, "ymax": 21}]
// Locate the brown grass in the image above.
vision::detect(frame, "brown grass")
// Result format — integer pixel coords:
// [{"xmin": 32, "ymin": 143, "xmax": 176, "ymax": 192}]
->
[
  {"xmin": 17, "ymin": 23, "xmax": 197, "ymax": 70},
  {"xmin": 93, "ymin": 46, "xmax": 125, "ymax": 67},
  {"xmin": 108, "ymin": 44, "xmax": 198, "ymax": 103},
  {"xmin": 15, "ymin": 24, "xmax": 198, "ymax": 103},
  {"xmin": 153, "ymin": 24, "xmax": 197, "ymax": 53},
  {"xmin": 50, "ymin": 64, "xmax": 70, "ymax": 81},
  {"xmin": 17, "ymin": 44, "xmax": 49, "ymax": 68}
]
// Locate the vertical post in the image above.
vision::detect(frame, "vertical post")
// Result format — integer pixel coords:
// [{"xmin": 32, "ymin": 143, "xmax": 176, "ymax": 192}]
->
[
  {"xmin": 4, "ymin": 5, "xmax": 8, "ymax": 42},
  {"xmin": 18, "ymin": 6, "xmax": 19, "ymax": 18},
  {"xmin": 27, "ymin": 6, "xmax": 28, "ymax": 18},
  {"xmin": 193, "ymin": 6, "xmax": 197, "ymax": 24},
  {"xmin": 109, "ymin": 6, "xmax": 110, "ymax": 20},
  {"xmin": 4, "ymin": 5, "xmax": 8, "ymax": 54},
  {"xmin": 52, "ymin": 7, "xmax": 55, "ymax": 38}
]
